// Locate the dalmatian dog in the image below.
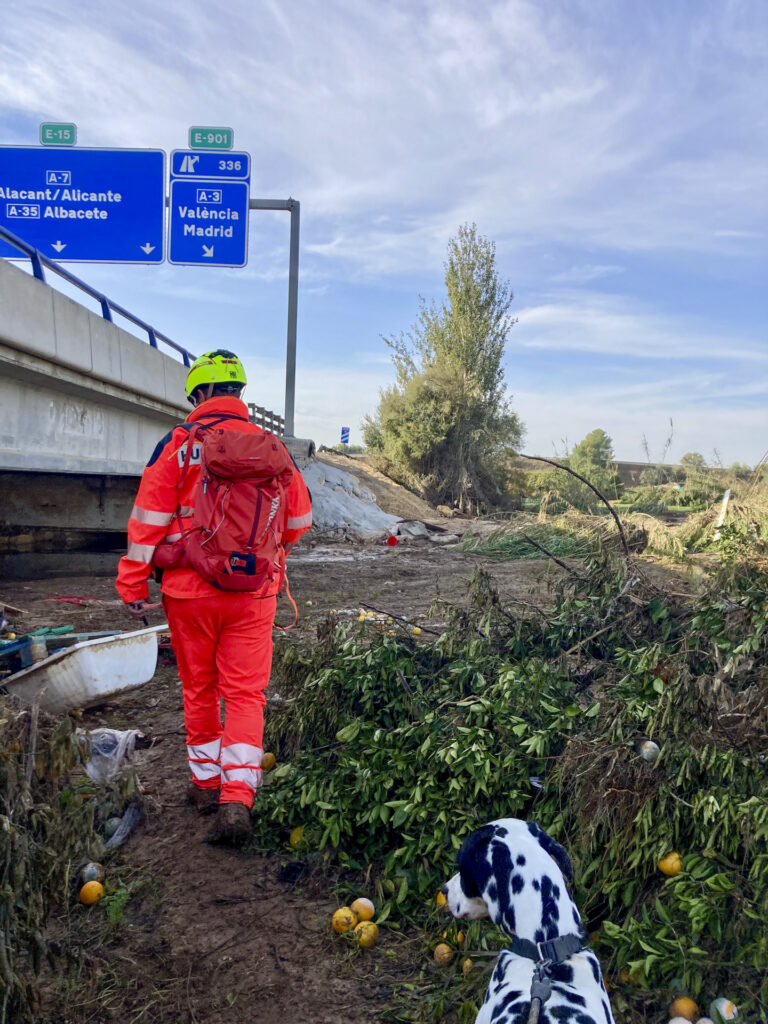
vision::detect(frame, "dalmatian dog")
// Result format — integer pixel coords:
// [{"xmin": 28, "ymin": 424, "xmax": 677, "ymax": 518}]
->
[{"xmin": 442, "ymin": 818, "xmax": 615, "ymax": 1024}]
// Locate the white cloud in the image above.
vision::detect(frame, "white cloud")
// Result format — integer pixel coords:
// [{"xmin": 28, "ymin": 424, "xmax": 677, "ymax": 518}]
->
[{"xmin": 515, "ymin": 293, "xmax": 767, "ymax": 363}]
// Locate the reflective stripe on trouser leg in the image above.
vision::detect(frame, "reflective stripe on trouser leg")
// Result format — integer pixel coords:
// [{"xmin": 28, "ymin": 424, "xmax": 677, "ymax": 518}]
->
[
  {"xmin": 220, "ymin": 742, "xmax": 263, "ymax": 798},
  {"xmin": 187, "ymin": 738, "xmax": 222, "ymax": 787},
  {"xmin": 215, "ymin": 593, "xmax": 277, "ymax": 807}
]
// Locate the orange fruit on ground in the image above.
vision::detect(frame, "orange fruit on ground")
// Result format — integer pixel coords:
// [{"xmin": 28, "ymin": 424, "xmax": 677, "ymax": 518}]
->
[
  {"xmin": 350, "ymin": 897, "xmax": 375, "ymax": 921},
  {"xmin": 462, "ymin": 957, "xmax": 472, "ymax": 978},
  {"xmin": 658, "ymin": 852, "xmax": 683, "ymax": 876},
  {"xmin": 289, "ymin": 826, "xmax": 304, "ymax": 849},
  {"xmin": 669, "ymin": 997, "xmax": 698, "ymax": 1021},
  {"xmin": 332, "ymin": 907, "xmax": 358, "ymax": 934},
  {"xmin": 354, "ymin": 921, "xmax": 379, "ymax": 948},
  {"xmin": 433, "ymin": 942, "xmax": 454, "ymax": 966},
  {"xmin": 456, "ymin": 930, "xmax": 465, "ymax": 946},
  {"xmin": 435, "ymin": 891, "xmax": 447, "ymax": 907},
  {"xmin": 261, "ymin": 752, "xmax": 276, "ymax": 771},
  {"xmin": 412, "ymin": 627, "xmax": 423, "ymax": 636},
  {"xmin": 79, "ymin": 881, "xmax": 104, "ymax": 905}
]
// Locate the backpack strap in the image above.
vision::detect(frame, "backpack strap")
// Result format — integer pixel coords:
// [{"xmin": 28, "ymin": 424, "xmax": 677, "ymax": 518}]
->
[
  {"xmin": 168, "ymin": 414, "xmax": 242, "ymax": 466},
  {"xmin": 273, "ymin": 572, "xmax": 298, "ymax": 631},
  {"xmin": 168, "ymin": 413, "xmax": 245, "ymax": 526}
]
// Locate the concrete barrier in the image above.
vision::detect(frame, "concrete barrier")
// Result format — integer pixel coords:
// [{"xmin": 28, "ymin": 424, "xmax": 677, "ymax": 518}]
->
[{"xmin": 0, "ymin": 258, "xmax": 189, "ymax": 476}]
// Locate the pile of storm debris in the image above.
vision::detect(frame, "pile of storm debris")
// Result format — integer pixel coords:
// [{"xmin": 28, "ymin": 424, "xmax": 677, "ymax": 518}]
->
[{"xmin": 302, "ymin": 460, "xmax": 460, "ymax": 544}]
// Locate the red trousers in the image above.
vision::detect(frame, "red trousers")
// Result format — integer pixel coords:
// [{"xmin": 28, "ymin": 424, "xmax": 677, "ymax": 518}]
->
[{"xmin": 164, "ymin": 592, "xmax": 277, "ymax": 807}]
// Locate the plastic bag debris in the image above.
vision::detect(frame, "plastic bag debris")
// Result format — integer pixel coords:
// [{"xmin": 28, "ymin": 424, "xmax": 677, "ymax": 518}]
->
[
  {"xmin": 78, "ymin": 727, "xmax": 139, "ymax": 784},
  {"xmin": 104, "ymin": 801, "xmax": 143, "ymax": 850}
]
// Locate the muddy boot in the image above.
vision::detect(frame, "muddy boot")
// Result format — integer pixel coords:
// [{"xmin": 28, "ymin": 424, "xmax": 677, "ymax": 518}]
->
[
  {"xmin": 186, "ymin": 784, "xmax": 220, "ymax": 815},
  {"xmin": 208, "ymin": 802, "xmax": 252, "ymax": 845}
]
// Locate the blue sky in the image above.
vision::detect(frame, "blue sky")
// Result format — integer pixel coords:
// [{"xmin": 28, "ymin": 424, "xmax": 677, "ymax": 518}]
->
[{"xmin": 1, "ymin": 0, "xmax": 766, "ymax": 462}]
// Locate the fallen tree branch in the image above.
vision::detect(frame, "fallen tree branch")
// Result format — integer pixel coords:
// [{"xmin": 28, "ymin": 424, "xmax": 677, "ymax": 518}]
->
[
  {"xmin": 521, "ymin": 533, "xmax": 581, "ymax": 576},
  {"xmin": 561, "ymin": 610, "xmax": 636, "ymax": 656},
  {"xmin": 0, "ymin": 598, "xmax": 27, "ymax": 616},
  {"xmin": 395, "ymin": 668, "xmax": 415, "ymax": 696},
  {"xmin": 20, "ymin": 697, "xmax": 41, "ymax": 813},
  {"xmin": 519, "ymin": 453, "xmax": 630, "ymax": 561}
]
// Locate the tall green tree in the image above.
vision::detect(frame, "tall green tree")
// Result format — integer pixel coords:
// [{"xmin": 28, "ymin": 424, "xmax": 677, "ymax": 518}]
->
[
  {"xmin": 526, "ymin": 428, "xmax": 623, "ymax": 511},
  {"xmin": 364, "ymin": 224, "xmax": 523, "ymax": 511},
  {"xmin": 680, "ymin": 452, "xmax": 707, "ymax": 471},
  {"xmin": 570, "ymin": 428, "xmax": 614, "ymax": 473}
]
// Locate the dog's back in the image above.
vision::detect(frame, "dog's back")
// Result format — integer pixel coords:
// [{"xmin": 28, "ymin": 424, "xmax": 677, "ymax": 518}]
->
[{"xmin": 476, "ymin": 947, "xmax": 613, "ymax": 1024}]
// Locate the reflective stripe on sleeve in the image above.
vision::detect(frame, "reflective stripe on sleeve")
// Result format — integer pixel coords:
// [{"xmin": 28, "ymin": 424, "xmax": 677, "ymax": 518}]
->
[
  {"xmin": 126, "ymin": 541, "xmax": 157, "ymax": 563},
  {"xmin": 286, "ymin": 512, "xmax": 312, "ymax": 530},
  {"xmin": 130, "ymin": 505, "xmax": 174, "ymax": 526}
]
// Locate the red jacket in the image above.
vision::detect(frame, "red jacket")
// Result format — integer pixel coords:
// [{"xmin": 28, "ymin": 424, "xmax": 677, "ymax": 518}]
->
[{"xmin": 116, "ymin": 397, "xmax": 312, "ymax": 603}]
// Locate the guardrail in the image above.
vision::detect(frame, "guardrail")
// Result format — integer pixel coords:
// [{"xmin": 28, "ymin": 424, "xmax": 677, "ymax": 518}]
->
[
  {"xmin": 0, "ymin": 223, "xmax": 195, "ymax": 367},
  {"xmin": 248, "ymin": 403, "xmax": 285, "ymax": 436}
]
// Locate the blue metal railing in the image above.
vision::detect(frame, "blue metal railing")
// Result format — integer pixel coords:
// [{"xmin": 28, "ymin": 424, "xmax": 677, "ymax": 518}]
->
[{"xmin": 0, "ymin": 224, "xmax": 195, "ymax": 367}]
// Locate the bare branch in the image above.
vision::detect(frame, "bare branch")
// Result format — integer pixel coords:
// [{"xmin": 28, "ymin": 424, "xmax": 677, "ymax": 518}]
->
[
  {"xmin": 519, "ymin": 453, "xmax": 631, "ymax": 561},
  {"xmin": 521, "ymin": 533, "xmax": 581, "ymax": 577}
]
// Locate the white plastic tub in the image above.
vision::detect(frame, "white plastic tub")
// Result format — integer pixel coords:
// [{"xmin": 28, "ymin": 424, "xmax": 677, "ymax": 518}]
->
[{"xmin": 3, "ymin": 625, "xmax": 166, "ymax": 714}]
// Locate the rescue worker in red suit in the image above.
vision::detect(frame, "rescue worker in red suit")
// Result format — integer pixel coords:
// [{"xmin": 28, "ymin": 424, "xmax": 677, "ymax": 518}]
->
[{"xmin": 116, "ymin": 350, "xmax": 312, "ymax": 844}]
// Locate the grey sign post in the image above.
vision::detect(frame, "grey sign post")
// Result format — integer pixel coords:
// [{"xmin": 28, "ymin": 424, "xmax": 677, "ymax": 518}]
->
[{"xmin": 248, "ymin": 197, "xmax": 300, "ymax": 439}]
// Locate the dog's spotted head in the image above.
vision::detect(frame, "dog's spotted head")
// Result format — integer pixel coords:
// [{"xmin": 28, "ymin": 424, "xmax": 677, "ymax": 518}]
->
[{"xmin": 442, "ymin": 818, "xmax": 580, "ymax": 943}]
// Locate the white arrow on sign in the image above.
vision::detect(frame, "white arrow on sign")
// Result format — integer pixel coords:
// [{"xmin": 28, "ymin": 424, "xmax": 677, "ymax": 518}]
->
[
  {"xmin": 140, "ymin": 243, "xmax": 155, "ymax": 254},
  {"xmin": 202, "ymin": 245, "xmax": 214, "ymax": 258},
  {"xmin": 51, "ymin": 241, "xmax": 66, "ymax": 252}
]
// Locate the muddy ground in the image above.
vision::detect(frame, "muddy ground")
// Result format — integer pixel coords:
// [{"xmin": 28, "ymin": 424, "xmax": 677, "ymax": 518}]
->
[{"xmin": 1, "ymin": 530, "xmax": 576, "ymax": 1024}]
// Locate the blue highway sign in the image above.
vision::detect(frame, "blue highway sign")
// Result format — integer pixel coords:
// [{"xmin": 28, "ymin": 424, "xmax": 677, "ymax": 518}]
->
[
  {"xmin": 168, "ymin": 149, "xmax": 251, "ymax": 267},
  {"xmin": 0, "ymin": 147, "xmax": 165, "ymax": 263},
  {"xmin": 170, "ymin": 150, "xmax": 250, "ymax": 180},
  {"xmin": 168, "ymin": 180, "xmax": 249, "ymax": 267}
]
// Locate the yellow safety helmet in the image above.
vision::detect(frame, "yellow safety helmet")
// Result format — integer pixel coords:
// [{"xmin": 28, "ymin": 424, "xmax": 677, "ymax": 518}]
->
[{"xmin": 186, "ymin": 349, "xmax": 247, "ymax": 401}]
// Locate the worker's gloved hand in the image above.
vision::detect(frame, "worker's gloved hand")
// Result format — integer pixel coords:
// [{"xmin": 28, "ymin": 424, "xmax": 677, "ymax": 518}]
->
[{"xmin": 126, "ymin": 600, "xmax": 160, "ymax": 619}]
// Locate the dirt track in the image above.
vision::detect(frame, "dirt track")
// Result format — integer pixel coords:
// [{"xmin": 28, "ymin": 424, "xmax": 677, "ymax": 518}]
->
[{"xmin": 1, "ymin": 536, "xmax": 563, "ymax": 1023}]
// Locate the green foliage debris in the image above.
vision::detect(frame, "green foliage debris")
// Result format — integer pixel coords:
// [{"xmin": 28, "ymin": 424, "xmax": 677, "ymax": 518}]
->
[{"xmin": 256, "ymin": 545, "xmax": 768, "ymax": 1022}]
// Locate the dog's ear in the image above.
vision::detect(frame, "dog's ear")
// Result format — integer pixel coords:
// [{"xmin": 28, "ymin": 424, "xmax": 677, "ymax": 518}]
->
[
  {"xmin": 527, "ymin": 821, "xmax": 574, "ymax": 882},
  {"xmin": 456, "ymin": 824, "xmax": 498, "ymax": 897}
]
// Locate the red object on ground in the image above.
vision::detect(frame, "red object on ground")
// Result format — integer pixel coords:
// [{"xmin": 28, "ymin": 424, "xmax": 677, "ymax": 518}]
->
[
  {"xmin": 386, "ymin": 535, "xmax": 398, "ymax": 547},
  {"xmin": 43, "ymin": 596, "xmax": 103, "ymax": 606},
  {"xmin": 163, "ymin": 591, "xmax": 277, "ymax": 808}
]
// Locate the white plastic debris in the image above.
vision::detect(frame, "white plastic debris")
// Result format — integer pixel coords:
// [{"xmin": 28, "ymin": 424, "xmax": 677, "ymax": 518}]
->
[{"xmin": 79, "ymin": 727, "xmax": 139, "ymax": 784}]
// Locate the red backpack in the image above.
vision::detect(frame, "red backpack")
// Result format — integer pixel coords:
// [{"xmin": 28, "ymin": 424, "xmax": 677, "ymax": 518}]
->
[{"xmin": 154, "ymin": 421, "xmax": 294, "ymax": 593}]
